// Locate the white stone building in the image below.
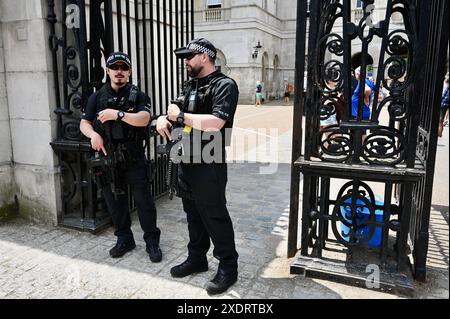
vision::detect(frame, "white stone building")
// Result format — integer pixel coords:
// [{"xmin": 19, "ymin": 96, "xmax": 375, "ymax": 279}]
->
[{"xmin": 193, "ymin": 0, "xmax": 298, "ymax": 104}]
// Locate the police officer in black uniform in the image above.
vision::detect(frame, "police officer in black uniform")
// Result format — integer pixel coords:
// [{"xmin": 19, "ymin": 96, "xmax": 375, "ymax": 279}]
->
[
  {"xmin": 80, "ymin": 52, "xmax": 162, "ymax": 262},
  {"xmin": 156, "ymin": 38, "xmax": 239, "ymax": 295}
]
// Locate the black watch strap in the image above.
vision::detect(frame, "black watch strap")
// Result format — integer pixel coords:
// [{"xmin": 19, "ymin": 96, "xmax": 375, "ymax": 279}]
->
[{"xmin": 176, "ymin": 111, "xmax": 185, "ymax": 125}]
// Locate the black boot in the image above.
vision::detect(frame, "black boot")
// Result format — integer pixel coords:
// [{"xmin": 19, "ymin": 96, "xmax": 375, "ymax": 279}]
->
[
  {"xmin": 109, "ymin": 240, "xmax": 136, "ymax": 258},
  {"xmin": 146, "ymin": 244, "xmax": 162, "ymax": 263},
  {"xmin": 170, "ymin": 258, "xmax": 208, "ymax": 278},
  {"xmin": 205, "ymin": 269, "xmax": 238, "ymax": 295}
]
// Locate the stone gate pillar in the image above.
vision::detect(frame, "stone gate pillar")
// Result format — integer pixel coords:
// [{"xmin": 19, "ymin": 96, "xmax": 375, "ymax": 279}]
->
[
  {"xmin": 0, "ymin": 19, "xmax": 15, "ymax": 221},
  {"xmin": 0, "ymin": 0, "xmax": 60, "ymax": 224}
]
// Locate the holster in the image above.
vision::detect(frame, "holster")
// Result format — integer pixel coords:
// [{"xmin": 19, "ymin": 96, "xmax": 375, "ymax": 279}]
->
[{"xmin": 176, "ymin": 169, "xmax": 194, "ymax": 200}]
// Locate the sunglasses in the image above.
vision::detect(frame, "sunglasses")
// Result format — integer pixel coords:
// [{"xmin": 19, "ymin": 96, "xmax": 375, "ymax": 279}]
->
[
  {"xmin": 185, "ymin": 52, "xmax": 202, "ymax": 60},
  {"xmin": 109, "ymin": 64, "xmax": 130, "ymax": 71}
]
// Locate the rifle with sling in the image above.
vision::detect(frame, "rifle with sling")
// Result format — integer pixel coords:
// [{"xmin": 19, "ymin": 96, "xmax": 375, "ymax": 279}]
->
[
  {"xmin": 87, "ymin": 85, "xmax": 141, "ymax": 200},
  {"xmin": 87, "ymin": 119, "xmax": 127, "ymax": 200},
  {"xmin": 155, "ymin": 98, "xmax": 185, "ymax": 200}
]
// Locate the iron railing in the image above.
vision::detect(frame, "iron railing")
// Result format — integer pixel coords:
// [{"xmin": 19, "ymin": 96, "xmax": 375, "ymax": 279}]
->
[
  {"xmin": 48, "ymin": 0, "xmax": 194, "ymax": 232},
  {"xmin": 289, "ymin": 0, "xmax": 449, "ymax": 291}
]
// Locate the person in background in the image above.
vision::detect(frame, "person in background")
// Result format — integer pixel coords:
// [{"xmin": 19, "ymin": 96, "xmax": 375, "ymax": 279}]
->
[
  {"xmin": 255, "ymin": 80, "xmax": 263, "ymax": 107},
  {"xmin": 438, "ymin": 73, "xmax": 449, "ymax": 138},
  {"xmin": 320, "ymin": 80, "xmax": 338, "ymax": 130},
  {"xmin": 283, "ymin": 79, "xmax": 292, "ymax": 105},
  {"xmin": 352, "ymin": 66, "xmax": 375, "ymax": 120},
  {"xmin": 378, "ymin": 81, "xmax": 389, "ymax": 103}
]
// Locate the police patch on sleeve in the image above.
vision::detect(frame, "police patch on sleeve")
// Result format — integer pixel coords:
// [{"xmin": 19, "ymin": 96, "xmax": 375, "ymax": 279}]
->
[{"xmin": 216, "ymin": 110, "xmax": 229, "ymax": 118}]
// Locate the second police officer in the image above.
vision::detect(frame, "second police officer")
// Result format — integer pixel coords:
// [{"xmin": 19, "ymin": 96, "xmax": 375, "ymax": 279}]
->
[
  {"xmin": 156, "ymin": 38, "xmax": 240, "ymax": 295},
  {"xmin": 80, "ymin": 52, "xmax": 162, "ymax": 263}
]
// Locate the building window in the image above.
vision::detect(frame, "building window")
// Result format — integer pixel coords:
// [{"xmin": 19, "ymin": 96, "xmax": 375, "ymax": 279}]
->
[
  {"xmin": 356, "ymin": 0, "xmax": 363, "ymax": 8},
  {"xmin": 205, "ymin": 0, "xmax": 222, "ymax": 21},
  {"xmin": 207, "ymin": 0, "xmax": 222, "ymax": 9}
]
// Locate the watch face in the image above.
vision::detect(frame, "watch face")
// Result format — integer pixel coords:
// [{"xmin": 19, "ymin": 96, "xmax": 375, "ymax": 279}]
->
[
  {"xmin": 118, "ymin": 111, "xmax": 124, "ymax": 119},
  {"xmin": 177, "ymin": 113, "xmax": 184, "ymax": 124}
]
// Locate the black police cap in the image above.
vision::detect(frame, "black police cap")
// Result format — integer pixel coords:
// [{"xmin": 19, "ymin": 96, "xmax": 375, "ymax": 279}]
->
[
  {"xmin": 174, "ymin": 38, "xmax": 217, "ymax": 59},
  {"xmin": 106, "ymin": 52, "xmax": 131, "ymax": 67}
]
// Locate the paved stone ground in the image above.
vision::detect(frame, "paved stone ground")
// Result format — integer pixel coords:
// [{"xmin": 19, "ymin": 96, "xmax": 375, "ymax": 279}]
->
[
  {"xmin": 0, "ymin": 161, "xmax": 448, "ymax": 299},
  {"xmin": 0, "ymin": 104, "xmax": 448, "ymax": 300}
]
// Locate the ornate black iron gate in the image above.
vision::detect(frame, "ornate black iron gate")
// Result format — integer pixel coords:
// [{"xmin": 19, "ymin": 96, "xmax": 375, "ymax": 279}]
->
[
  {"xmin": 288, "ymin": 0, "xmax": 448, "ymax": 292},
  {"xmin": 48, "ymin": 0, "xmax": 194, "ymax": 232}
]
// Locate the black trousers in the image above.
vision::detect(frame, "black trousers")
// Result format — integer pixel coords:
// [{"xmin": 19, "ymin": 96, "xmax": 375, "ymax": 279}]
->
[
  {"xmin": 102, "ymin": 159, "xmax": 160, "ymax": 247},
  {"xmin": 179, "ymin": 163, "xmax": 238, "ymax": 275}
]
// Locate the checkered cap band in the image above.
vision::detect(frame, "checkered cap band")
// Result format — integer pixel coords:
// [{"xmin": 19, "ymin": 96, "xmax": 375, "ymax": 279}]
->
[{"xmin": 187, "ymin": 43, "xmax": 216, "ymax": 59}]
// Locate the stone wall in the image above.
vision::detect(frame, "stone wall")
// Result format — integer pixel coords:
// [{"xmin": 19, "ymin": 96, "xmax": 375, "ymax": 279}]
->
[
  {"xmin": 0, "ymin": 11, "xmax": 16, "ymax": 221},
  {"xmin": 0, "ymin": 0, "xmax": 60, "ymax": 225}
]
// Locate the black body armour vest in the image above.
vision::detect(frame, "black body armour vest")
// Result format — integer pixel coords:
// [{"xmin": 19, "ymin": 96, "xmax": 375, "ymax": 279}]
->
[
  {"xmin": 181, "ymin": 72, "xmax": 232, "ymax": 115},
  {"xmin": 93, "ymin": 83, "xmax": 147, "ymax": 162},
  {"xmin": 177, "ymin": 72, "xmax": 236, "ymax": 164}
]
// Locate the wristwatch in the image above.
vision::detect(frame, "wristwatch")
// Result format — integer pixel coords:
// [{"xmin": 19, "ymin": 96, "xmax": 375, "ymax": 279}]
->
[
  {"xmin": 176, "ymin": 111, "xmax": 185, "ymax": 125},
  {"xmin": 117, "ymin": 110, "xmax": 125, "ymax": 121}
]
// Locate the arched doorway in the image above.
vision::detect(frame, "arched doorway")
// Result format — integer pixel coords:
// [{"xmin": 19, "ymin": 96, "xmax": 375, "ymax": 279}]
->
[{"xmin": 215, "ymin": 49, "xmax": 228, "ymax": 74}]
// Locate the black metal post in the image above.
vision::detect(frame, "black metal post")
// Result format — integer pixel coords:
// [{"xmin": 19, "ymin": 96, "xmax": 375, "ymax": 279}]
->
[
  {"xmin": 287, "ymin": 0, "xmax": 308, "ymax": 258},
  {"xmin": 48, "ymin": 0, "xmax": 192, "ymax": 231}
]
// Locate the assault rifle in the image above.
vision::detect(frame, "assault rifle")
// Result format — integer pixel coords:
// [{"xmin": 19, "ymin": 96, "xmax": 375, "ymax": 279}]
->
[
  {"xmin": 87, "ymin": 120, "xmax": 127, "ymax": 200},
  {"xmin": 155, "ymin": 122, "xmax": 185, "ymax": 199},
  {"xmin": 154, "ymin": 98, "xmax": 187, "ymax": 200}
]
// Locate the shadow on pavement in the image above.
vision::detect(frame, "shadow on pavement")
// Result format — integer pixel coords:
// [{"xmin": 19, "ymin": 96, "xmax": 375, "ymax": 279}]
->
[
  {"xmin": 0, "ymin": 163, "xmax": 342, "ymax": 299},
  {"xmin": 0, "ymin": 163, "xmax": 447, "ymax": 298}
]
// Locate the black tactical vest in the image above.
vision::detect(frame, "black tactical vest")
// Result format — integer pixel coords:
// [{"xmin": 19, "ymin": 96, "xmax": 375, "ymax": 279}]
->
[
  {"xmin": 93, "ymin": 83, "xmax": 145, "ymax": 143},
  {"xmin": 180, "ymin": 72, "xmax": 236, "ymax": 115},
  {"xmin": 93, "ymin": 83, "xmax": 147, "ymax": 162},
  {"xmin": 176, "ymin": 72, "xmax": 237, "ymax": 164}
]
